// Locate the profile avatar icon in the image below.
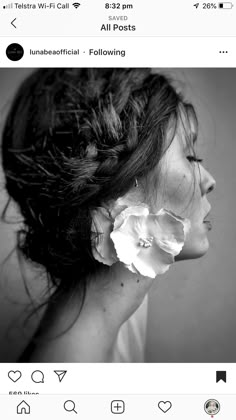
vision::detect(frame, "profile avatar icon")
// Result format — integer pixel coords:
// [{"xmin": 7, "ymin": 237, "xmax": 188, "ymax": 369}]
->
[
  {"xmin": 6, "ymin": 43, "xmax": 24, "ymax": 61},
  {"xmin": 204, "ymin": 399, "xmax": 220, "ymax": 416}
]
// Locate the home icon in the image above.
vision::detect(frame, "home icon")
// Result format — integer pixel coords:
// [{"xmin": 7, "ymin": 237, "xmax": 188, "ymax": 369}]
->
[{"xmin": 17, "ymin": 400, "xmax": 30, "ymax": 414}]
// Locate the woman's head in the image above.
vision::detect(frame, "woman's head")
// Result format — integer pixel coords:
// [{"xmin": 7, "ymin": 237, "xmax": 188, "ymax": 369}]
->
[{"xmin": 1, "ymin": 68, "xmax": 215, "ymax": 294}]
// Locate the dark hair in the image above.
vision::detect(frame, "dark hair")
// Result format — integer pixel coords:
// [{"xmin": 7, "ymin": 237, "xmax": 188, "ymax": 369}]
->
[{"xmin": 1, "ymin": 68, "xmax": 197, "ymax": 305}]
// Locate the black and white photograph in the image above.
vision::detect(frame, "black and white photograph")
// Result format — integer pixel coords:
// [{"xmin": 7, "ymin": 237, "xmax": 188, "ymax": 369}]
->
[{"xmin": 0, "ymin": 68, "xmax": 235, "ymax": 362}]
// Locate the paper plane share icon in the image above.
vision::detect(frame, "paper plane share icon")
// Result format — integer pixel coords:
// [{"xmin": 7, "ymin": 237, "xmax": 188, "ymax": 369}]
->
[{"xmin": 54, "ymin": 370, "xmax": 67, "ymax": 382}]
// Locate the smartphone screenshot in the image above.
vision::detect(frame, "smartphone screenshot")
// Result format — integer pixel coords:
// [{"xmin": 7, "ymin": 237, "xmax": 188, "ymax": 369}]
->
[{"xmin": 0, "ymin": 0, "xmax": 235, "ymax": 418}]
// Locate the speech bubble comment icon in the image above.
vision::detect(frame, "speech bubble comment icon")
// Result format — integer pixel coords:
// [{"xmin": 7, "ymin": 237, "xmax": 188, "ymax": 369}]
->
[{"xmin": 31, "ymin": 370, "xmax": 44, "ymax": 383}]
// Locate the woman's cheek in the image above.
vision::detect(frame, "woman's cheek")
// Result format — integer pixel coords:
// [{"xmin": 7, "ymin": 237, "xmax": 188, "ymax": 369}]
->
[{"xmin": 161, "ymin": 170, "xmax": 195, "ymax": 218}]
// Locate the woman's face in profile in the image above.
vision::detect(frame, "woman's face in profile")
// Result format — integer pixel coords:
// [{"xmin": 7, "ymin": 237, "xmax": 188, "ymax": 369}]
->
[{"xmin": 153, "ymin": 122, "xmax": 216, "ymax": 261}]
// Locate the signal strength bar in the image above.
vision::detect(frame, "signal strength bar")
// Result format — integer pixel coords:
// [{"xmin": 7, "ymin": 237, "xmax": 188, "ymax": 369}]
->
[{"xmin": 3, "ymin": 3, "xmax": 13, "ymax": 8}]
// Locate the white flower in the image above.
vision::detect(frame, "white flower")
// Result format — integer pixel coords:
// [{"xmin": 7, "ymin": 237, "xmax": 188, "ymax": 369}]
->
[{"xmin": 91, "ymin": 200, "xmax": 190, "ymax": 278}]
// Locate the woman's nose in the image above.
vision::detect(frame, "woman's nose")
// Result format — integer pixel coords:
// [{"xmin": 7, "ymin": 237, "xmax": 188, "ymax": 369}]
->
[{"xmin": 200, "ymin": 165, "xmax": 216, "ymax": 195}]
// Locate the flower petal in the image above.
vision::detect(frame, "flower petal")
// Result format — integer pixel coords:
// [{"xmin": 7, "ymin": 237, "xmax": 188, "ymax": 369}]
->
[
  {"xmin": 157, "ymin": 208, "xmax": 191, "ymax": 236},
  {"xmin": 111, "ymin": 212, "xmax": 147, "ymax": 265},
  {"xmin": 132, "ymin": 242, "xmax": 175, "ymax": 278},
  {"xmin": 113, "ymin": 206, "xmax": 149, "ymax": 231},
  {"xmin": 149, "ymin": 209, "xmax": 190, "ymax": 256},
  {"xmin": 144, "ymin": 217, "xmax": 181, "ymax": 255},
  {"xmin": 111, "ymin": 230, "xmax": 139, "ymax": 265},
  {"xmin": 91, "ymin": 207, "xmax": 118, "ymax": 265},
  {"xmin": 110, "ymin": 193, "xmax": 147, "ymax": 219}
]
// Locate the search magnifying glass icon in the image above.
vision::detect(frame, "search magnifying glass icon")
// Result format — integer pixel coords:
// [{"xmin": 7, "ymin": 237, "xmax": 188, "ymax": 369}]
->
[{"xmin": 64, "ymin": 400, "xmax": 78, "ymax": 414}]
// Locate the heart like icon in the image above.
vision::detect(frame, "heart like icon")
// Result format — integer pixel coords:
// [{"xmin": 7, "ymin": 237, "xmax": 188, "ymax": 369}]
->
[
  {"xmin": 158, "ymin": 400, "xmax": 172, "ymax": 413},
  {"xmin": 8, "ymin": 370, "xmax": 22, "ymax": 383}
]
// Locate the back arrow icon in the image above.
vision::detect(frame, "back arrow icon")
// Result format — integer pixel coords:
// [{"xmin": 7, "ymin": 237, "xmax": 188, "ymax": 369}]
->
[{"xmin": 11, "ymin": 18, "xmax": 17, "ymax": 28}]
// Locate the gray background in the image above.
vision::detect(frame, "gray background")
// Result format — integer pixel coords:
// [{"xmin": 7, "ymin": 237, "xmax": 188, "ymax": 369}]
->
[{"xmin": 0, "ymin": 68, "xmax": 235, "ymax": 362}]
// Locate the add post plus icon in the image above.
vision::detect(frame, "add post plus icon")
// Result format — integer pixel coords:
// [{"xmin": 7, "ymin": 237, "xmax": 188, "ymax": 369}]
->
[{"xmin": 111, "ymin": 400, "xmax": 125, "ymax": 414}]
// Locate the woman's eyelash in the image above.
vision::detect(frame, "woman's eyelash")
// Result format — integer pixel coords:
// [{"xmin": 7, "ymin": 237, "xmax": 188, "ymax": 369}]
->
[{"xmin": 186, "ymin": 155, "xmax": 203, "ymax": 163}]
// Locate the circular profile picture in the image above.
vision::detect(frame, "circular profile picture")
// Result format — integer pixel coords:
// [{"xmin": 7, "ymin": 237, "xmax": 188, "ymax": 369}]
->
[
  {"xmin": 204, "ymin": 399, "xmax": 220, "ymax": 416},
  {"xmin": 6, "ymin": 43, "xmax": 24, "ymax": 61}
]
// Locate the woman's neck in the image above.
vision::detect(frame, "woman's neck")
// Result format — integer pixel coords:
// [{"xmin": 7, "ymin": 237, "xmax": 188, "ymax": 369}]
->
[{"xmin": 28, "ymin": 263, "xmax": 153, "ymax": 362}]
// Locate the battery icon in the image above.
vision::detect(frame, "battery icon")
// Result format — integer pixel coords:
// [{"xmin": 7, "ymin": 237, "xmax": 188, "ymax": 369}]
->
[{"xmin": 218, "ymin": 2, "xmax": 233, "ymax": 8}]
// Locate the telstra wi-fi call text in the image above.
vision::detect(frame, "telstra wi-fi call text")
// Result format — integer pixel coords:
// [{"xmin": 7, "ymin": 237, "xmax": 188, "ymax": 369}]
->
[{"xmin": 4, "ymin": 2, "xmax": 70, "ymax": 9}]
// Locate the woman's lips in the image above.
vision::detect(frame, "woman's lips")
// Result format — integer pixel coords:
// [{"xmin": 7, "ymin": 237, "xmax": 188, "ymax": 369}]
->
[
  {"xmin": 203, "ymin": 208, "xmax": 212, "ymax": 230},
  {"xmin": 203, "ymin": 220, "xmax": 212, "ymax": 230}
]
